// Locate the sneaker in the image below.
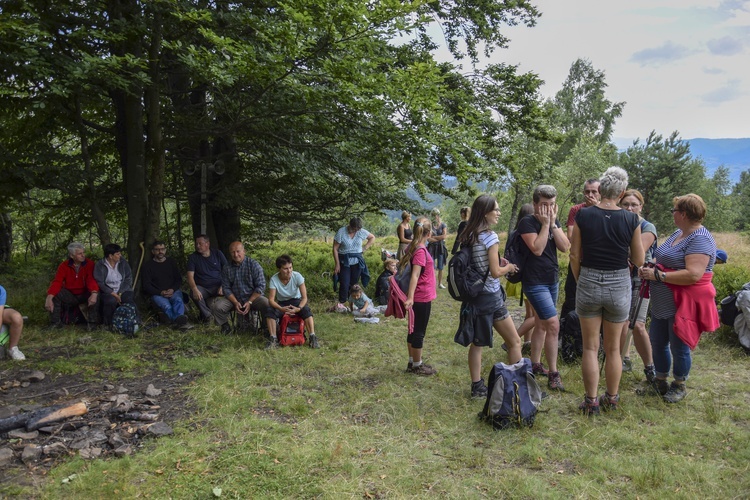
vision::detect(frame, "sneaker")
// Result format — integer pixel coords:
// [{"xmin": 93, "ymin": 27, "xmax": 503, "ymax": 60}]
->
[
  {"xmin": 598, "ymin": 392, "xmax": 620, "ymax": 412},
  {"xmin": 220, "ymin": 322, "xmax": 232, "ymax": 335},
  {"xmin": 308, "ymin": 334, "xmax": 320, "ymax": 349},
  {"xmin": 579, "ymin": 396, "xmax": 600, "ymax": 416},
  {"xmin": 335, "ymin": 303, "xmax": 349, "ymax": 313},
  {"xmin": 174, "ymin": 315, "xmax": 189, "ymax": 327},
  {"xmin": 532, "ymin": 362, "xmax": 549, "ymax": 377},
  {"xmin": 622, "ymin": 357, "xmax": 633, "ymax": 372},
  {"xmin": 9, "ymin": 346, "xmax": 26, "ymax": 361},
  {"xmin": 547, "ymin": 371, "xmax": 565, "ymax": 391},
  {"xmin": 663, "ymin": 381, "xmax": 687, "ymax": 403},
  {"xmin": 643, "ymin": 364, "xmax": 656, "ymax": 384},
  {"xmin": 438, "ymin": 283, "xmax": 446, "ymax": 289},
  {"xmin": 410, "ymin": 363, "xmax": 437, "ymax": 376},
  {"xmin": 406, "ymin": 361, "xmax": 413, "ymax": 372},
  {"xmin": 471, "ymin": 378, "xmax": 488, "ymax": 399},
  {"xmin": 265, "ymin": 336, "xmax": 279, "ymax": 350}
]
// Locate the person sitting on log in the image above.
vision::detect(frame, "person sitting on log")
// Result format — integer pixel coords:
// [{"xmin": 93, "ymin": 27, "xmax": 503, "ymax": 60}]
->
[{"xmin": 44, "ymin": 242, "xmax": 100, "ymax": 329}]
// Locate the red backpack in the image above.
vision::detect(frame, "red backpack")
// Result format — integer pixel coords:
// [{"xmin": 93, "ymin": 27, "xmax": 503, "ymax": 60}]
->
[{"xmin": 278, "ymin": 315, "xmax": 306, "ymax": 346}]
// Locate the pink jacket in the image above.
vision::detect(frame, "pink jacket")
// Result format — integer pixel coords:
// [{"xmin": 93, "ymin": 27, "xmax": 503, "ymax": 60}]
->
[
  {"xmin": 385, "ymin": 275, "xmax": 414, "ymax": 334},
  {"xmin": 662, "ymin": 265, "xmax": 720, "ymax": 350}
]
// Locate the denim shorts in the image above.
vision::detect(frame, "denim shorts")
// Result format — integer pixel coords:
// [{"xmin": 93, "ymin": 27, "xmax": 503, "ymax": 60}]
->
[
  {"xmin": 522, "ymin": 282, "xmax": 559, "ymax": 321},
  {"xmin": 576, "ymin": 267, "xmax": 631, "ymax": 323}
]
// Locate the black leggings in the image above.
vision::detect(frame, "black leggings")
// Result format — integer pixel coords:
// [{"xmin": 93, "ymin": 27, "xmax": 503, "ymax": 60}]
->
[{"xmin": 408, "ymin": 301, "xmax": 432, "ymax": 349}]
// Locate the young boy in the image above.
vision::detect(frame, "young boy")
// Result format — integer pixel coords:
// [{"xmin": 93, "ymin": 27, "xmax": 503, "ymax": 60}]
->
[
  {"xmin": 348, "ymin": 284, "xmax": 380, "ymax": 319},
  {"xmin": 375, "ymin": 258, "xmax": 398, "ymax": 306}
]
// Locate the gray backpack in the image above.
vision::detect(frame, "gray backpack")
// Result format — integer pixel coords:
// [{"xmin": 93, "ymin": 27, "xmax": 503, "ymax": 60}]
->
[{"xmin": 479, "ymin": 358, "xmax": 543, "ymax": 429}]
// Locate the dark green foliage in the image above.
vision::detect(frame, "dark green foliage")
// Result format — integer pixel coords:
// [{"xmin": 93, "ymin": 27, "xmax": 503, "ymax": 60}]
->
[{"xmin": 712, "ymin": 264, "xmax": 750, "ymax": 305}]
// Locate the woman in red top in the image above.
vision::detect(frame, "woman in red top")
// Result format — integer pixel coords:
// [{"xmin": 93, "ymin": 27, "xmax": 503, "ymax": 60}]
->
[{"xmin": 400, "ymin": 216, "xmax": 437, "ymax": 376}]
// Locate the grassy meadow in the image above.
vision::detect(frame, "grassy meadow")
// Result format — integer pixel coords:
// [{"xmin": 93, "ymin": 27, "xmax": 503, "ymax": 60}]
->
[{"xmin": 1, "ymin": 232, "xmax": 750, "ymax": 498}]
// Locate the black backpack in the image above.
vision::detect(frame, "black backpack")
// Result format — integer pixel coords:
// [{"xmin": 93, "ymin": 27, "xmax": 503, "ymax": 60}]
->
[
  {"xmin": 479, "ymin": 358, "xmax": 543, "ymax": 429},
  {"xmin": 720, "ymin": 294, "xmax": 739, "ymax": 327},
  {"xmin": 112, "ymin": 303, "xmax": 139, "ymax": 338},
  {"xmin": 560, "ymin": 310, "xmax": 583, "ymax": 363},
  {"xmin": 447, "ymin": 245, "xmax": 489, "ymax": 302},
  {"xmin": 503, "ymin": 229, "xmax": 526, "ymax": 284}
]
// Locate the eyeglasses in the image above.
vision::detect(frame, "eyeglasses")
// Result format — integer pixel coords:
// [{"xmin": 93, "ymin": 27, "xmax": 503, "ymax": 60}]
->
[{"xmin": 670, "ymin": 208, "xmax": 680, "ymax": 214}]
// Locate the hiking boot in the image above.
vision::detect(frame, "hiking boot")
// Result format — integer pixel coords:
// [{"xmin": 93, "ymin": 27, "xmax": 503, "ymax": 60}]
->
[
  {"xmin": 598, "ymin": 392, "xmax": 620, "ymax": 412},
  {"xmin": 652, "ymin": 378, "xmax": 670, "ymax": 396},
  {"xmin": 644, "ymin": 364, "xmax": 656, "ymax": 384},
  {"xmin": 9, "ymin": 346, "xmax": 26, "ymax": 361},
  {"xmin": 547, "ymin": 371, "xmax": 564, "ymax": 391},
  {"xmin": 220, "ymin": 322, "xmax": 232, "ymax": 335},
  {"xmin": 663, "ymin": 381, "xmax": 687, "ymax": 403},
  {"xmin": 579, "ymin": 396, "xmax": 600, "ymax": 416},
  {"xmin": 410, "ymin": 363, "xmax": 437, "ymax": 376},
  {"xmin": 471, "ymin": 378, "xmax": 488, "ymax": 399},
  {"xmin": 174, "ymin": 314, "xmax": 189, "ymax": 327},
  {"xmin": 265, "ymin": 336, "xmax": 279, "ymax": 350},
  {"xmin": 158, "ymin": 312, "xmax": 171, "ymax": 325},
  {"xmin": 406, "ymin": 361, "xmax": 414, "ymax": 372},
  {"xmin": 532, "ymin": 362, "xmax": 549, "ymax": 377},
  {"xmin": 622, "ymin": 357, "xmax": 633, "ymax": 372},
  {"xmin": 308, "ymin": 334, "xmax": 320, "ymax": 349}
]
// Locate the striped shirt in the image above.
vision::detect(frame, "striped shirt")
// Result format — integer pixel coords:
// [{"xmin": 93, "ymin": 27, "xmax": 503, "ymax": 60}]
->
[
  {"xmin": 650, "ymin": 227, "xmax": 716, "ymax": 319},
  {"xmin": 472, "ymin": 230, "xmax": 500, "ymax": 294},
  {"xmin": 335, "ymin": 227, "xmax": 371, "ymax": 265}
]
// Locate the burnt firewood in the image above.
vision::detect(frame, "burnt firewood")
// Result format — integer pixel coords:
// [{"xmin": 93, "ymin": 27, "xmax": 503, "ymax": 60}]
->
[{"xmin": 0, "ymin": 401, "xmax": 88, "ymax": 433}]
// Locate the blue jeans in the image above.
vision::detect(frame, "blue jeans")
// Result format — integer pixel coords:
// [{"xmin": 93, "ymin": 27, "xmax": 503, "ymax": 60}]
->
[
  {"xmin": 522, "ymin": 282, "xmax": 559, "ymax": 321},
  {"xmin": 649, "ymin": 316, "xmax": 691, "ymax": 381},
  {"xmin": 151, "ymin": 294, "xmax": 185, "ymax": 321}
]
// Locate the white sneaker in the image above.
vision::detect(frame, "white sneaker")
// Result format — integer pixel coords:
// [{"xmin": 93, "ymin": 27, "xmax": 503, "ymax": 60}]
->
[
  {"xmin": 438, "ymin": 283, "xmax": 446, "ymax": 289},
  {"xmin": 9, "ymin": 346, "xmax": 26, "ymax": 361}
]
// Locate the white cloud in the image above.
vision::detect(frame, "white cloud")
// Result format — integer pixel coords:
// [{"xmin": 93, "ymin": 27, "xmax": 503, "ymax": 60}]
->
[
  {"xmin": 630, "ymin": 41, "xmax": 694, "ymax": 66},
  {"xmin": 702, "ymin": 79, "xmax": 744, "ymax": 102}
]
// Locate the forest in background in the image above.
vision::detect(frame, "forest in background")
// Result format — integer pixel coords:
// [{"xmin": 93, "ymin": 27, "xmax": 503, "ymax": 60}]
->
[{"xmin": 2, "ymin": 1, "xmax": 749, "ymax": 270}]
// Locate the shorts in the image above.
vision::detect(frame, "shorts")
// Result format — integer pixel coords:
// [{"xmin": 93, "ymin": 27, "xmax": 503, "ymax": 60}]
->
[
  {"xmin": 266, "ymin": 298, "xmax": 313, "ymax": 321},
  {"xmin": 434, "ymin": 253, "xmax": 446, "ymax": 271},
  {"xmin": 576, "ymin": 267, "xmax": 631, "ymax": 323},
  {"xmin": 629, "ymin": 278, "xmax": 650, "ymax": 324},
  {"xmin": 522, "ymin": 282, "xmax": 559, "ymax": 321}
]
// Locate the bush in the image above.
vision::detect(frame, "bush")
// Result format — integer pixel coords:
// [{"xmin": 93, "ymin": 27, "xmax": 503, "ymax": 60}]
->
[{"xmin": 712, "ymin": 264, "xmax": 750, "ymax": 302}]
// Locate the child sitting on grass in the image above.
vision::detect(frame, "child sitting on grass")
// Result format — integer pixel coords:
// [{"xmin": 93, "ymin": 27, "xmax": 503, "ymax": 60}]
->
[{"xmin": 348, "ymin": 285, "xmax": 384, "ymax": 323}]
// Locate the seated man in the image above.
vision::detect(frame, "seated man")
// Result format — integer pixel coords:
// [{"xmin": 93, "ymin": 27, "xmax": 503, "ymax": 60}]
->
[
  {"xmin": 44, "ymin": 242, "xmax": 100, "ymax": 328},
  {"xmin": 1, "ymin": 284, "xmax": 26, "ymax": 360},
  {"xmin": 141, "ymin": 240, "xmax": 190, "ymax": 328},
  {"xmin": 212, "ymin": 241, "xmax": 269, "ymax": 335},
  {"xmin": 266, "ymin": 254, "xmax": 319, "ymax": 349},
  {"xmin": 186, "ymin": 234, "xmax": 228, "ymax": 323},
  {"xmin": 93, "ymin": 243, "xmax": 137, "ymax": 326}
]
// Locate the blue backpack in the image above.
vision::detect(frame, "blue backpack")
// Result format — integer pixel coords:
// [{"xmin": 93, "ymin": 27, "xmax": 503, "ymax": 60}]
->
[
  {"xmin": 479, "ymin": 358, "xmax": 543, "ymax": 429},
  {"xmin": 112, "ymin": 303, "xmax": 139, "ymax": 338}
]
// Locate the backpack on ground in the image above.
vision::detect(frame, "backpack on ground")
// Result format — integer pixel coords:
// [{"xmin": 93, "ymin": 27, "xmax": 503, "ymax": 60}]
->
[
  {"xmin": 479, "ymin": 358, "xmax": 542, "ymax": 429},
  {"xmin": 112, "ymin": 303, "xmax": 139, "ymax": 338},
  {"xmin": 278, "ymin": 314, "xmax": 306, "ymax": 346},
  {"xmin": 720, "ymin": 294, "xmax": 740, "ymax": 327},
  {"xmin": 447, "ymin": 245, "xmax": 489, "ymax": 302},
  {"xmin": 503, "ymin": 229, "xmax": 526, "ymax": 284},
  {"xmin": 560, "ymin": 309, "xmax": 583, "ymax": 363}
]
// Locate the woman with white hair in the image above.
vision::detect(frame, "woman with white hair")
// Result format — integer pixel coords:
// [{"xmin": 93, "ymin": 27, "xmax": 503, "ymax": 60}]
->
[{"xmin": 570, "ymin": 167, "xmax": 644, "ymax": 416}]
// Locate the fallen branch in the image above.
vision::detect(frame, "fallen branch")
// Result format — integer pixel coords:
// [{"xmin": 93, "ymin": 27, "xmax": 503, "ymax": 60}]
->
[{"xmin": 0, "ymin": 401, "xmax": 89, "ymax": 433}]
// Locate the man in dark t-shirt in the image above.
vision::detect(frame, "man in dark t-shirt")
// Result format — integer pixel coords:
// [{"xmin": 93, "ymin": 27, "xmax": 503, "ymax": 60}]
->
[
  {"xmin": 142, "ymin": 241, "xmax": 190, "ymax": 328},
  {"xmin": 186, "ymin": 235, "xmax": 228, "ymax": 322},
  {"xmin": 561, "ymin": 179, "xmax": 600, "ymax": 318}
]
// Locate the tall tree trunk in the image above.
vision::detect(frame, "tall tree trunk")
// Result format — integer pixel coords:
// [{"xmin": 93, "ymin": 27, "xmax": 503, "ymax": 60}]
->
[
  {"xmin": 107, "ymin": 0, "xmax": 148, "ymax": 267},
  {"xmin": 0, "ymin": 213, "xmax": 12, "ymax": 263},
  {"xmin": 144, "ymin": 7, "xmax": 165, "ymax": 254},
  {"xmin": 75, "ymin": 95, "xmax": 111, "ymax": 247}
]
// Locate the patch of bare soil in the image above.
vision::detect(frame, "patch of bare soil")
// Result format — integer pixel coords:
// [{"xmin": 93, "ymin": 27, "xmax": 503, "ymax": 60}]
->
[{"xmin": 0, "ymin": 363, "xmax": 200, "ymax": 488}]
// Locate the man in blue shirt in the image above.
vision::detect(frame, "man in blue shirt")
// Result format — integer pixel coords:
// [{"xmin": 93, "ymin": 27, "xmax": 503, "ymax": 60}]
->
[
  {"xmin": 212, "ymin": 241, "xmax": 269, "ymax": 335},
  {"xmin": 186, "ymin": 235, "xmax": 228, "ymax": 323}
]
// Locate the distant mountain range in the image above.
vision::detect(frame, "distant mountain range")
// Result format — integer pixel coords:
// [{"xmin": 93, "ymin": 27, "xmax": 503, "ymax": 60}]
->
[{"xmin": 614, "ymin": 137, "xmax": 750, "ymax": 183}]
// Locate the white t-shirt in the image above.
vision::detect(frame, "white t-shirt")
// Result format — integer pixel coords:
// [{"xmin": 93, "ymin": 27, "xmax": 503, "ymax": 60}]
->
[{"xmin": 269, "ymin": 271, "xmax": 304, "ymax": 301}]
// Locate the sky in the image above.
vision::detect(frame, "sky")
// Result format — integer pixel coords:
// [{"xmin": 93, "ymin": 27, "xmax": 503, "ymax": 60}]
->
[{"xmin": 449, "ymin": 1, "xmax": 750, "ymax": 141}]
